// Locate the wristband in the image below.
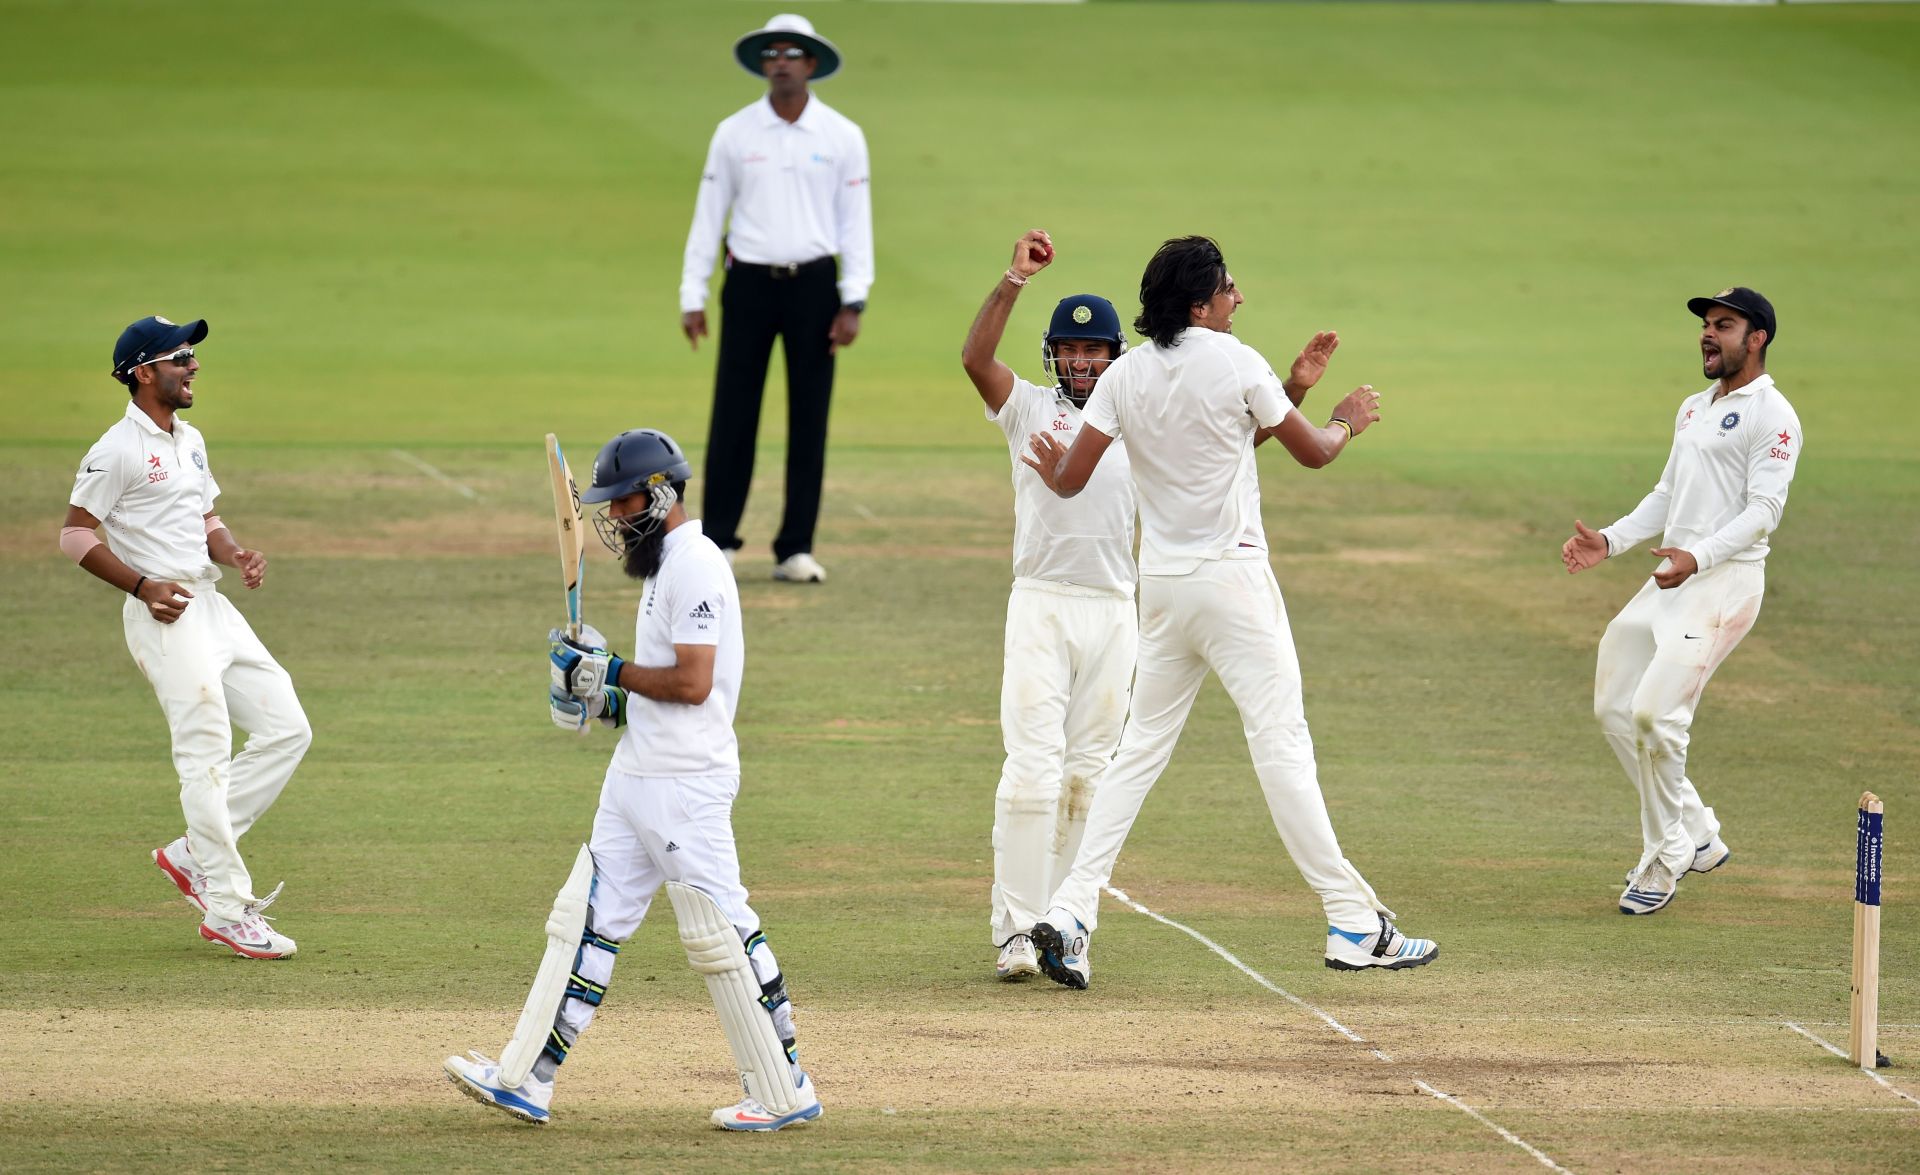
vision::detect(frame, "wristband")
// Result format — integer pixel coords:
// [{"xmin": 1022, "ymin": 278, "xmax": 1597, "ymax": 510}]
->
[
  {"xmin": 1003, "ymin": 269, "xmax": 1029, "ymax": 288},
  {"xmin": 131, "ymin": 575, "xmax": 147, "ymax": 598},
  {"xmin": 606, "ymin": 652, "xmax": 626, "ymax": 690},
  {"xmin": 1331, "ymin": 417, "xmax": 1354, "ymax": 439}
]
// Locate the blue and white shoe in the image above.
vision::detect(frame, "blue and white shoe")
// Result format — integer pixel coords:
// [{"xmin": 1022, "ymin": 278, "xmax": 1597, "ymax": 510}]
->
[
  {"xmin": 1325, "ymin": 914, "xmax": 1439, "ymax": 971},
  {"xmin": 443, "ymin": 1051, "xmax": 551, "ymax": 1124},
  {"xmin": 1030, "ymin": 907, "xmax": 1091, "ymax": 990},
  {"xmin": 1619, "ymin": 860, "xmax": 1679, "ymax": 915},
  {"xmin": 711, "ymin": 1070, "xmax": 822, "ymax": 1131},
  {"xmin": 1691, "ymin": 836, "xmax": 1731, "ymax": 875}
]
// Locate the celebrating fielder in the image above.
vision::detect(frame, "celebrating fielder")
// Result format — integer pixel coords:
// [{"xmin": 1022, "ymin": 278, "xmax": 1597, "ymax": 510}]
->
[
  {"xmin": 960, "ymin": 230, "xmax": 1137, "ymax": 982},
  {"xmin": 62, "ymin": 316, "xmax": 311, "ymax": 960},
  {"xmin": 1023, "ymin": 236, "xmax": 1439, "ymax": 985},
  {"xmin": 444, "ymin": 428, "xmax": 821, "ymax": 1131},
  {"xmin": 1562, "ymin": 287, "xmax": 1801, "ymax": 916}
]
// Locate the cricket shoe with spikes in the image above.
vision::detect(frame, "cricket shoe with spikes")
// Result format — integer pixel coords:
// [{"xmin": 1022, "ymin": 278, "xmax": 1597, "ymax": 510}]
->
[
  {"xmin": 443, "ymin": 1051, "xmax": 551, "ymax": 1124},
  {"xmin": 1325, "ymin": 913, "xmax": 1440, "ymax": 971},
  {"xmin": 1619, "ymin": 860, "xmax": 1679, "ymax": 915},
  {"xmin": 711, "ymin": 1070, "xmax": 822, "ymax": 1131},
  {"xmin": 1625, "ymin": 837, "xmax": 1732, "ymax": 885},
  {"xmin": 199, "ymin": 910, "xmax": 296, "ymax": 959},
  {"xmin": 152, "ymin": 835, "xmax": 208, "ymax": 911},
  {"xmin": 996, "ymin": 934, "xmax": 1041, "ymax": 981},
  {"xmin": 1029, "ymin": 907, "xmax": 1091, "ymax": 989}
]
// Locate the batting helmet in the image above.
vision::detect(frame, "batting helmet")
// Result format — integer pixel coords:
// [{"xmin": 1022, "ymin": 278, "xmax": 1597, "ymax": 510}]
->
[
  {"xmin": 1042, "ymin": 295, "xmax": 1126, "ymax": 390},
  {"xmin": 581, "ymin": 429, "xmax": 692, "ymax": 504},
  {"xmin": 582, "ymin": 429, "xmax": 693, "ymax": 551}
]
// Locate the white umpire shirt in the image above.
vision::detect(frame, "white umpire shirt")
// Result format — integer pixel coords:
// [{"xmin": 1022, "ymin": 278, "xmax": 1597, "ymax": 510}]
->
[
  {"xmin": 1601, "ymin": 374, "xmax": 1803, "ymax": 572},
  {"xmin": 990, "ymin": 377, "xmax": 1136, "ymax": 596},
  {"xmin": 70, "ymin": 402, "xmax": 221, "ymax": 582},
  {"xmin": 1081, "ymin": 328, "xmax": 1293, "ymax": 576},
  {"xmin": 611, "ymin": 520, "xmax": 746, "ymax": 780},
  {"xmin": 679, "ymin": 94, "xmax": 874, "ymax": 313}
]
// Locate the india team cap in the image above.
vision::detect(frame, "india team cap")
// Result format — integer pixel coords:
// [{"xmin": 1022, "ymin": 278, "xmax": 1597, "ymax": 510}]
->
[
  {"xmin": 1686, "ymin": 287, "xmax": 1777, "ymax": 345},
  {"xmin": 734, "ymin": 13, "xmax": 841, "ymax": 80},
  {"xmin": 113, "ymin": 315, "xmax": 208, "ymax": 383}
]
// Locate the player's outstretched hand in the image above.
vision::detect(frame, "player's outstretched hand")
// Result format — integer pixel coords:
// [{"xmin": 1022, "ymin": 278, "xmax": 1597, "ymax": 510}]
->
[
  {"xmin": 1331, "ymin": 385, "xmax": 1381, "ymax": 437},
  {"xmin": 235, "ymin": 548, "xmax": 266, "ymax": 589},
  {"xmin": 1561, "ymin": 520, "xmax": 1608, "ymax": 575},
  {"xmin": 1288, "ymin": 331, "xmax": 1339, "ymax": 394},
  {"xmin": 682, "ymin": 310, "xmax": 709, "ymax": 351},
  {"xmin": 137, "ymin": 578, "xmax": 193, "ymax": 624},
  {"xmin": 1020, "ymin": 431, "xmax": 1068, "ymax": 491},
  {"xmin": 1011, "ymin": 229, "xmax": 1054, "ymax": 280},
  {"xmin": 1649, "ymin": 546, "xmax": 1698, "ymax": 589}
]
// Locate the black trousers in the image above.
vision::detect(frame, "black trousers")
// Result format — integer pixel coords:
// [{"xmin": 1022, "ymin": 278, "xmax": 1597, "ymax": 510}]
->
[{"xmin": 703, "ymin": 256, "xmax": 839, "ymax": 561}]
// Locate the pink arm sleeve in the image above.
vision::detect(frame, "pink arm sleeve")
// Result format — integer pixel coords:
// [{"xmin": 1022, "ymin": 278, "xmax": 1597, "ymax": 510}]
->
[{"xmin": 59, "ymin": 526, "xmax": 102, "ymax": 563}]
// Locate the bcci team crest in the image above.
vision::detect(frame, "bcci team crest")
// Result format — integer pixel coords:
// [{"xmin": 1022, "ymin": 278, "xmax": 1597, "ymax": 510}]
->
[
  {"xmin": 1071, "ymin": 305, "xmax": 1092, "ymax": 325},
  {"xmin": 1720, "ymin": 411, "xmax": 1741, "ymax": 430},
  {"xmin": 191, "ymin": 450, "xmax": 206, "ymax": 471},
  {"xmin": 1716, "ymin": 287, "xmax": 1735, "ymax": 298}
]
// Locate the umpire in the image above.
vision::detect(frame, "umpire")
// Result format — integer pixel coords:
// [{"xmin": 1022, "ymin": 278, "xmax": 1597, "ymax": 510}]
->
[{"xmin": 679, "ymin": 13, "xmax": 873, "ymax": 584}]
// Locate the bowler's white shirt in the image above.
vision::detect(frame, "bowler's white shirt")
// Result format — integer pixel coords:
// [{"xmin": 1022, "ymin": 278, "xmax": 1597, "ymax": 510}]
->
[
  {"xmin": 1602, "ymin": 374, "xmax": 1802, "ymax": 572},
  {"xmin": 70, "ymin": 402, "xmax": 222, "ymax": 582},
  {"xmin": 612, "ymin": 521, "xmax": 745, "ymax": 779},
  {"xmin": 680, "ymin": 94, "xmax": 874, "ymax": 312},
  {"xmin": 1081, "ymin": 328, "xmax": 1293, "ymax": 576},
  {"xmin": 989, "ymin": 377, "xmax": 1136, "ymax": 596}
]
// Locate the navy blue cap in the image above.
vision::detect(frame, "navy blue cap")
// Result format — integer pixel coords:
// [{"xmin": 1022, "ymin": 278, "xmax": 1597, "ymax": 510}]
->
[
  {"xmin": 113, "ymin": 315, "xmax": 208, "ymax": 384},
  {"xmin": 1686, "ymin": 287, "xmax": 1776, "ymax": 345}
]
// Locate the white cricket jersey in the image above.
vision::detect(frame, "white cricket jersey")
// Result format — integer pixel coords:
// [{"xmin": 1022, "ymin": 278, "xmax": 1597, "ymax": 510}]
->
[
  {"xmin": 989, "ymin": 377, "xmax": 1137, "ymax": 596},
  {"xmin": 69, "ymin": 402, "xmax": 222, "ymax": 582},
  {"xmin": 1081, "ymin": 328, "xmax": 1294, "ymax": 576},
  {"xmin": 680, "ymin": 94, "xmax": 874, "ymax": 312},
  {"xmin": 611, "ymin": 521, "xmax": 745, "ymax": 779},
  {"xmin": 1601, "ymin": 374, "xmax": 1803, "ymax": 573}
]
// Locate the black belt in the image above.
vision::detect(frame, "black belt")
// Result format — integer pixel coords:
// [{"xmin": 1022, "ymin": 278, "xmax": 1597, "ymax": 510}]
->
[{"xmin": 728, "ymin": 255, "xmax": 833, "ymax": 279}]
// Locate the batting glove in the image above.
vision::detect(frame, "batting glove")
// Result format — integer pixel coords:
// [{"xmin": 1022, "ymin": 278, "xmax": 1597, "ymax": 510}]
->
[
  {"xmin": 549, "ymin": 626, "xmax": 625, "ymax": 699},
  {"xmin": 549, "ymin": 684, "xmax": 628, "ymax": 732}
]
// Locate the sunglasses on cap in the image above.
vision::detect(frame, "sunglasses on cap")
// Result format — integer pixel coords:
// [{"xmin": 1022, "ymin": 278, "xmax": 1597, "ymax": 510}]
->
[
  {"xmin": 759, "ymin": 46, "xmax": 809, "ymax": 60},
  {"xmin": 135, "ymin": 346, "xmax": 197, "ymax": 369}
]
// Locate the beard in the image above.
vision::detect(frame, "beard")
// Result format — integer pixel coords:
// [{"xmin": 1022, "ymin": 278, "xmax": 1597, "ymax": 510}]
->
[{"xmin": 621, "ymin": 524, "xmax": 667, "ymax": 580}]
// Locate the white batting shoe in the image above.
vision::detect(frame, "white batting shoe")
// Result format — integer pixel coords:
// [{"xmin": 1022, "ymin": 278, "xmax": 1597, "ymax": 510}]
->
[
  {"xmin": 996, "ymin": 934, "xmax": 1041, "ymax": 981},
  {"xmin": 771, "ymin": 552, "xmax": 827, "ymax": 583},
  {"xmin": 1691, "ymin": 836, "xmax": 1732, "ymax": 874},
  {"xmin": 1619, "ymin": 860, "xmax": 1679, "ymax": 915},
  {"xmin": 711, "ymin": 1070, "xmax": 822, "ymax": 1131},
  {"xmin": 152, "ymin": 836, "xmax": 208, "ymax": 911},
  {"xmin": 1030, "ymin": 908, "xmax": 1091, "ymax": 990},
  {"xmin": 199, "ymin": 911, "xmax": 296, "ymax": 959},
  {"xmin": 443, "ymin": 1051, "xmax": 551, "ymax": 1124},
  {"xmin": 1325, "ymin": 914, "xmax": 1439, "ymax": 971}
]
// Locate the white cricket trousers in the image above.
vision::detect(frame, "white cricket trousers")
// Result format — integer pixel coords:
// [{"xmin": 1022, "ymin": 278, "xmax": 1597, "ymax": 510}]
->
[
  {"xmin": 548, "ymin": 769, "xmax": 794, "ymax": 1078},
  {"xmin": 123, "ymin": 577, "xmax": 311, "ymax": 923},
  {"xmin": 1049, "ymin": 555, "xmax": 1386, "ymax": 935},
  {"xmin": 1594, "ymin": 560, "xmax": 1764, "ymax": 874},
  {"xmin": 991, "ymin": 580, "xmax": 1137, "ymax": 945}
]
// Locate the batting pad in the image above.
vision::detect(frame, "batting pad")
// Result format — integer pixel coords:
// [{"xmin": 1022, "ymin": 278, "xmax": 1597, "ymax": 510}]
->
[
  {"xmin": 499, "ymin": 844, "xmax": 593, "ymax": 1089},
  {"xmin": 666, "ymin": 881, "xmax": 801, "ymax": 1115}
]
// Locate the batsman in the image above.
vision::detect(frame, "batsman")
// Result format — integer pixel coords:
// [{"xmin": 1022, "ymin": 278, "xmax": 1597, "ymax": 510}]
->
[{"xmin": 444, "ymin": 428, "xmax": 822, "ymax": 1131}]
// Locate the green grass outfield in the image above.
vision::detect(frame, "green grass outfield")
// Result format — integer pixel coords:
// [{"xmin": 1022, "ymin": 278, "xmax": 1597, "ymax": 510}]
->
[{"xmin": 4, "ymin": 2, "xmax": 1919, "ymax": 1170}]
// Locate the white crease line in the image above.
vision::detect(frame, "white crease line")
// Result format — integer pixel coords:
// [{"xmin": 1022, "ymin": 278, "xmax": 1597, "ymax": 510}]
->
[
  {"xmin": 1413, "ymin": 1081, "xmax": 1575, "ymax": 1173},
  {"xmin": 390, "ymin": 449, "xmax": 479, "ymax": 500},
  {"xmin": 1104, "ymin": 886, "xmax": 1568, "ymax": 1172},
  {"xmin": 1782, "ymin": 1022, "xmax": 1920, "ymax": 1107},
  {"xmin": 853, "ymin": 502, "xmax": 878, "ymax": 522}
]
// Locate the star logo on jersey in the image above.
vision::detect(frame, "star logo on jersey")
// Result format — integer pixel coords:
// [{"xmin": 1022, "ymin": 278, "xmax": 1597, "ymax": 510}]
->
[
  {"xmin": 1719, "ymin": 411, "xmax": 1740, "ymax": 430},
  {"xmin": 148, "ymin": 454, "xmax": 162, "ymax": 469},
  {"xmin": 1679, "ymin": 408, "xmax": 1695, "ymax": 430},
  {"xmin": 146, "ymin": 453, "xmax": 169, "ymax": 483},
  {"xmin": 1777, "ymin": 430, "xmax": 1792, "ymax": 446}
]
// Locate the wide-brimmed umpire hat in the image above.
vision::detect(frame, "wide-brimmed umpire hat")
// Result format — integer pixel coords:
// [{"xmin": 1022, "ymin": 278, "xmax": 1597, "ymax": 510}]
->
[
  {"xmin": 1686, "ymin": 286, "xmax": 1777, "ymax": 345},
  {"xmin": 112, "ymin": 315, "xmax": 208, "ymax": 386},
  {"xmin": 734, "ymin": 13, "xmax": 841, "ymax": 81}
]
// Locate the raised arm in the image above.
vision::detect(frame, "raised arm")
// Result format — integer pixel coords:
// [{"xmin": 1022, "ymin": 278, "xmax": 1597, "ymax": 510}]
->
[
  {"xmin": 1264, "ymin": 385, "xmax": 1380, "ymax": 468},
  {"xmin": 961, "ymin": 229, "xmax": 1054, "ymax": 414}
]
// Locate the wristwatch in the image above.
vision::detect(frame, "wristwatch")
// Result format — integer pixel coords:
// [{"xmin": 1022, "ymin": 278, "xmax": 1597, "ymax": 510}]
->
[{"xmin": 842, "ymin": 301, "xmax": 866, "ymax": 314}]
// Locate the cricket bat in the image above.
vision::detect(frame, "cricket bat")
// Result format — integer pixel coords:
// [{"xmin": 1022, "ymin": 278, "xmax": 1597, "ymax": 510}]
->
[{"xmin": 546, "ymin": 433, "xmax": 587, "ymax": 641}]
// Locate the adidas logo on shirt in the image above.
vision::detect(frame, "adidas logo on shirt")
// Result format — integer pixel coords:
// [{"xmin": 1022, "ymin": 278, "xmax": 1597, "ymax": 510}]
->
[
  {"xmin": 665, "ymin": 841, "xmax": 680, "ymax": 853},
  {"xmin": 690, "ymin": 601, "xmax": 715, "ymax": 621}
]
